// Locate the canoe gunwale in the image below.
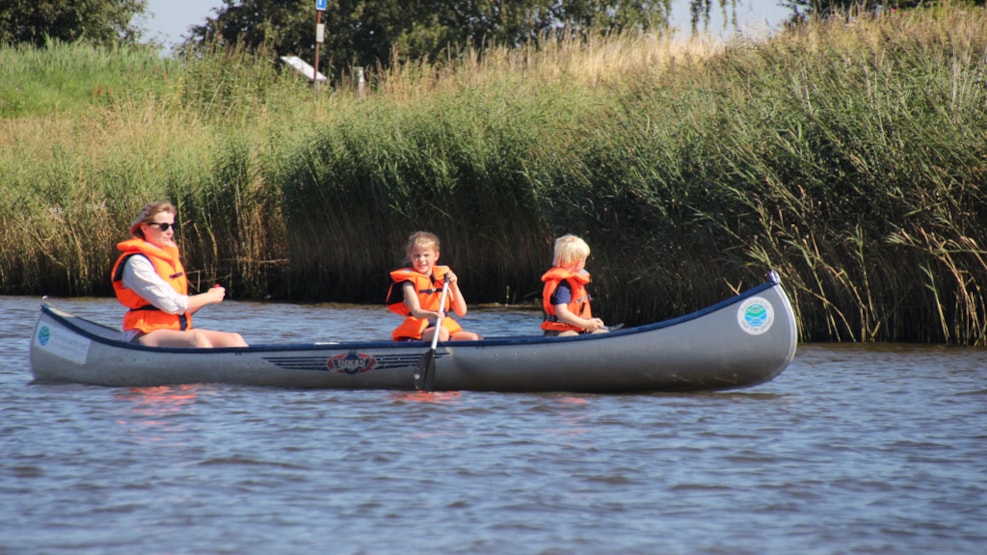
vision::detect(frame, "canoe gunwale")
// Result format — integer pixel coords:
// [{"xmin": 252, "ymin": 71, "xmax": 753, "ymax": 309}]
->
[{"xmin": 35, "ymin": 277, "xmax": 783, "ymax": 354}]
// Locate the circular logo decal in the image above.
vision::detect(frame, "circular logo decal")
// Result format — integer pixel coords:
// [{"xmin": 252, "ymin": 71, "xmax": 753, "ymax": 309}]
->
[
  {"xmin": 737, "ymin": 297, "xmax": 774, "ymax": 335},
  {"xmin": 327, "ymin": 352, "xmax": 377, "ymax": 375},
  {"xmin": 38, "ymin": 325, "xmax": 51, "ymax": 346}
]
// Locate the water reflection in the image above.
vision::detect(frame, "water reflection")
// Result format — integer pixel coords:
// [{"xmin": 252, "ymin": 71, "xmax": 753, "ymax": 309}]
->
[
  {"xmin": 390, "ymin": 391, "xmax": 463, "ymax": 404},
  {"xmin": 112, "ymin": 384, "xmax": 202, "ymax": 443}
]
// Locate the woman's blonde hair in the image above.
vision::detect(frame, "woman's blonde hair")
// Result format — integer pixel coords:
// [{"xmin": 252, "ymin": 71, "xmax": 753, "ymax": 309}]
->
[
  {"xmin": 553, "ymin": 234, "xmax": 590, "ymax": 267},
  {"xmin": 129, "ymin": 201, "xmax": 176, "ymax": 239}
]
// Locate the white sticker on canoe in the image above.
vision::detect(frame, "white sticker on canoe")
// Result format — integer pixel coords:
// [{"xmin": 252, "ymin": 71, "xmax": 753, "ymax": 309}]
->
[
  {"xmin": 737, "ymin": 297, "xmax": 774, "ymax": 335},
  {"xmin": 36, "ymin": 324, "xmax": 91, "ymax": 365}
]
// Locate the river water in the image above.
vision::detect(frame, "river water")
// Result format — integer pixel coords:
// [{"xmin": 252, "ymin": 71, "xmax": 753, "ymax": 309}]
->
[{"xmin": 1, "ymin": 295, "xmax": 984, "ymax": 554}]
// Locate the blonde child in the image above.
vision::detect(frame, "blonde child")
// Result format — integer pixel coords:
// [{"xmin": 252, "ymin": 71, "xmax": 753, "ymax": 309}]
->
[
  {"xmin": 386, "ymin": 231, "xmax": 481, "ymax": 342},
  {"xmin": 540, "ymin": 234, "xmax": 607, "ymax": 337}
]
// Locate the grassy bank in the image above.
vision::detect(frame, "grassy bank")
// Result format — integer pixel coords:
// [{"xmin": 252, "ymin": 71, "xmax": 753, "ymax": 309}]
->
[{"xmin": 2, "ymin": 2, "xmax": 986, "ymax": 344}]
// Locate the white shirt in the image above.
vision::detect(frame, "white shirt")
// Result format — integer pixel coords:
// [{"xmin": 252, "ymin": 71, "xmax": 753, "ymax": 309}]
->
[
  {"xmin": 119, "ymin": 254, "xmax": 190, "ymax": 341},
  {"xmin": 121, "ymin": 254, "xmax": 190, "ymax": 314}
]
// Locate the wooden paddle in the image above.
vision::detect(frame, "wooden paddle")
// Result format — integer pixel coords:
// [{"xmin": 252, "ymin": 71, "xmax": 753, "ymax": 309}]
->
[{"xmin": 413, "ymin": 272, "xmax": 451, "ymax": 391}]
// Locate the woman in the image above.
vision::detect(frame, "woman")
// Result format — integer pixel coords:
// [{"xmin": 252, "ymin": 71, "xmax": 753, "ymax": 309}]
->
[{"xmin": 110, "ymin": 201, "xmax": 248, "ymax": 348}]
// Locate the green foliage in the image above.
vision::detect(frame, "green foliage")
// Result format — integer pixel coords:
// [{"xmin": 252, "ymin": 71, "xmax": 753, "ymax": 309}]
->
[
  {"xmin": 781, "ymin": 0, "xmax": 986, "ymax": 19},
  {"xmin": 182, "ymin": 1, "xmax": 311, "ymax": 59},
  {"xmin": 277, "ymin": 83, "xmax": 561, "ymax": 302},
  {"xmin": 0, "ymin": 38, "xmax": 174, "ymax": 117},
  {"xmin": 0, "ymin": 0, "xmax": 147, "ymax": 47},
  {"xmin": 174, "ymin": 40, "xmax": 311, "ymax": 124}
]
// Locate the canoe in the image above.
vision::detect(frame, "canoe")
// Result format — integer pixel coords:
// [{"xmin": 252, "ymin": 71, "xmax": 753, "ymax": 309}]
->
[{"xmin": 29, "ymin": 272, "xmax": 798, "ymax": 393}]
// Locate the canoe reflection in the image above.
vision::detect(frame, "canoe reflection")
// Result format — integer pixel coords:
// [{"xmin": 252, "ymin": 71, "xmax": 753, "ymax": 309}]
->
[{"xmin": 113, "ymin": 385, "xmax": 202, "ymax": 441}]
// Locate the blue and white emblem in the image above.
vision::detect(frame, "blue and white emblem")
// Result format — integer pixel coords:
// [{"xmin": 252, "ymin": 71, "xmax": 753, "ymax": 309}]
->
[
  {"xmin": 737, "ymin": 297, "xmax": 774, "ymax": 335},
  {"xmin": 38, "ymin": 325, "xmax": 51, "ymax": 346}
]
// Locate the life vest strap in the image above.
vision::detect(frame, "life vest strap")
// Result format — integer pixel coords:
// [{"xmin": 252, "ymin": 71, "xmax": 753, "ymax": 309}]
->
[{"xmin": 127, "ymin": 305, "xmax": 189, "ymax": 330}]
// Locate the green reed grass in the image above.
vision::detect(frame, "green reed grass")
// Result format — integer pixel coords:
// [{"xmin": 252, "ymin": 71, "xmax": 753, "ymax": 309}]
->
[{"xmin": 2, "ymin": 2, "xmax": 986, "ymax": 343}]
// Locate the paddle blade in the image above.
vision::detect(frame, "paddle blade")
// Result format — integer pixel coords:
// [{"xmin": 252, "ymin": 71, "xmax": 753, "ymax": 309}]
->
[{"xmin": 413, "ymin": 349, "xmax": 436, "ymax": 391}]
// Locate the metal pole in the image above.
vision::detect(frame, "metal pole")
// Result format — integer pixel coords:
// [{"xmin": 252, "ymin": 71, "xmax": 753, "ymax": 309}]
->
[{"xmin": 313, "ymin": 10, "xmax": 322, "ymax": 93}]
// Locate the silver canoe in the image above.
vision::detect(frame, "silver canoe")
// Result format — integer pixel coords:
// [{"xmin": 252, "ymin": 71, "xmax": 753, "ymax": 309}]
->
[{"xmin": 29, "ymin": 272, "xmax": 798, "ymax": 393}]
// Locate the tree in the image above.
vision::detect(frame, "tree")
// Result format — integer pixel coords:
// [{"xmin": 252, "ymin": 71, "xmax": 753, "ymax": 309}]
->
[
  {"xmin": 184, "ymin": 0, "xmax": 680, "ymax": 75},
  {"xmin": 184, "ymin": 1, "xmax": 802, "ymax": 75},
  {"xmin": 0, "ymin": 0, "xmax": 147, "ymax": 47},
  {"xmin": 184, "ymin": 0, "xmax": 312, "ymax": 58},
  {"xmin": 780, "ymin": 0, "xmax": 985, "ymax": 19},
  {"xmin": 690, "ymin": 0, "xmax": 731, "ymax": 30}
]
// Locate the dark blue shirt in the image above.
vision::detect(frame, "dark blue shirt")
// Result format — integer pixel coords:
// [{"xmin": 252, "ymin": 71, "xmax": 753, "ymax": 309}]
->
[{"xmin": 549, "ymin": 280, "xmax": 572, "ymax": 306}]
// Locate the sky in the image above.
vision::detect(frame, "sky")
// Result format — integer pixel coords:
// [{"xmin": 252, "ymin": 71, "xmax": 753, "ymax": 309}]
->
[{"xmin": 141, "ymin": 0, "xmax": 792, "ymax": 52}]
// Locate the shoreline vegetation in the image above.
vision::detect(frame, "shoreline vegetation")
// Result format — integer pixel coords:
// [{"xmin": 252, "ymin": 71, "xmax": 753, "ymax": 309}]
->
[{"xmin": 2, "ymin": 3, "xmax": 985, "ymax": 344}]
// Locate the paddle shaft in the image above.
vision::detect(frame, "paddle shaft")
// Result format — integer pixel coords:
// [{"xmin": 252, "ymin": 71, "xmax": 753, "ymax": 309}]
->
[
  {"xmin": 413, "ymin": 273, "xmax": 452, "ymax": 391},
  {"xmin": 429, "ymin": 275, "xmax": 452, "ymax": 351}
]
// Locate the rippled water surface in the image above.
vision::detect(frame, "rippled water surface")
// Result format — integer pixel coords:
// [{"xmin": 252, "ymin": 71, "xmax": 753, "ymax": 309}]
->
[{"xmin": 2, "ymin": 296, "xmax": 985, "ymax": 554}]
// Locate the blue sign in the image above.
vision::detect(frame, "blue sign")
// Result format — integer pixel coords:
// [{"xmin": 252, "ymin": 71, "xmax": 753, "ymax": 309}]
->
[{"xmin": 316, "ymin": 0, "xmax": 327, "ymax": 10}]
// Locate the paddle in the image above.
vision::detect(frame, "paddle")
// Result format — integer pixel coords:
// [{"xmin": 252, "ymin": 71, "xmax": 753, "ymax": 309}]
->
[{"xmin": 413, "ymin": 272, "xmax": 451, "ymax": 392}]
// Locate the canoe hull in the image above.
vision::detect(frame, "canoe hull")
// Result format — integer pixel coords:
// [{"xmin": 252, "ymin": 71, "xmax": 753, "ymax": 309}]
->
[{"xmin": 30, "ymin": 275, "xmax": 797, "ymax": 393}]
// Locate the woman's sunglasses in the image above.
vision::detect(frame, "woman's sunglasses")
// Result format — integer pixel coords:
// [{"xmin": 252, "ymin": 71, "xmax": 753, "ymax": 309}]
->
[{"xmin": 148, "ymin": 222, "xmax": 177, "ymax": 232}]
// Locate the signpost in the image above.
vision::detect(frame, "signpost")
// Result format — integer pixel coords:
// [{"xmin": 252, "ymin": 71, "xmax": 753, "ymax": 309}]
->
[{"xmin": 314, "ymin": 0, "xmax": 327, "ymax": 92}]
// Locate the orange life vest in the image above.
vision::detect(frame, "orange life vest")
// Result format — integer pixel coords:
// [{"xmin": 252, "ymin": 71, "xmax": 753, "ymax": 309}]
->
[
  {"xmin": 111, "ymin": 238, "xmax": 192, "ymax": 334},
  {"xmin": 540, "ymin": 267, "xmax": 593, "ymax": 333},
  {"xmin": 386, "ymin": 265, "xmax": 463, "ymax": 341}
]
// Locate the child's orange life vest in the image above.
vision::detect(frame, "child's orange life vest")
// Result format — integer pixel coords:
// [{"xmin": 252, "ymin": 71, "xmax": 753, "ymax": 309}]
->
[
  {"xmin": 386, "ymin": 265, "xmax": 463, "ymax": 340},
  {"xmin": 540, "ymin": 267, "xmax": 592, "ymax": 333}
]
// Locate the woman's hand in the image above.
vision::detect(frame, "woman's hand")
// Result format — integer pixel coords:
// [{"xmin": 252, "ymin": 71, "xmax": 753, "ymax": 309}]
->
[
  {"xmin": 187, "ymin": 284, "xmax": 226, "ymax": 314},
  {"xmin": 207, "ymin": 284, "xmax": 227, "ymax": 303}
]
